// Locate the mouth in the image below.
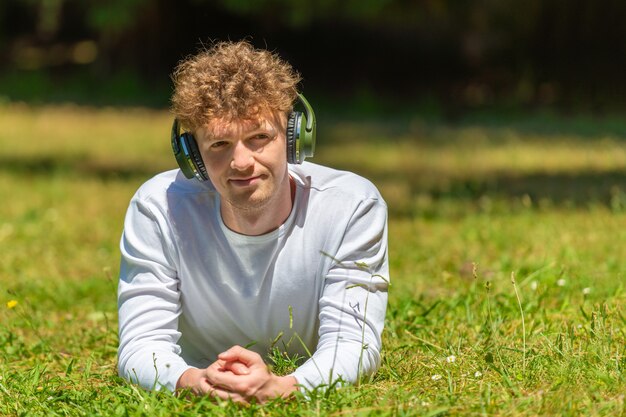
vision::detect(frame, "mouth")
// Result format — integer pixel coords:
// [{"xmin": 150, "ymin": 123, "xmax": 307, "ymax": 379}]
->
[{"xmin": 228, "ymin": 175, "xmax": 263, "ymax": 187}]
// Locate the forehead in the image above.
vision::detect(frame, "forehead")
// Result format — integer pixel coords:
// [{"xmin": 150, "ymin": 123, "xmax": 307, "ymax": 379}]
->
[{"xmin": 198, "ymin": 111, "xmax": 286, "ymax": 141}]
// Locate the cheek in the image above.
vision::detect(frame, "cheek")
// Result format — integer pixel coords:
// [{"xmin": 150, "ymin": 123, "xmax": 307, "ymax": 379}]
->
[
  {"xmin": 266, "ymin": 146, "xmax": 288, "ymax": 173},
  {"xmin": 270, "ymin": 136, "xmax": 288, "ymax": 163},
  {"xmin": 203, "ymin": 156, "xmax": 229, "ymax": 183}
]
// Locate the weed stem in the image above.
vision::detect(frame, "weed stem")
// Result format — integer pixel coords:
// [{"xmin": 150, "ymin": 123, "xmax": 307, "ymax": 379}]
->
[{"xmin": 511, "ymin": 271, "xmax": 526, "ymax": 376}]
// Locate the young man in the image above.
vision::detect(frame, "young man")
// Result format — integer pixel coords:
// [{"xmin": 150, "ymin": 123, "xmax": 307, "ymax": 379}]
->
[{"xmin": 117, "ymin": 41, "xmax": 389, "ymax": 403}]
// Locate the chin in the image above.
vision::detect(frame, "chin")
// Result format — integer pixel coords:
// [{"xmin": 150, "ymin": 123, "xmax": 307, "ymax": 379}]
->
[{"xmin": 227, "ymin": 192, "xmax": 274, "ymax": 212}]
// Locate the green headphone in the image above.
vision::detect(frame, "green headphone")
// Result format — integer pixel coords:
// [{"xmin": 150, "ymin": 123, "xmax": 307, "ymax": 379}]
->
[{"xmin": 171, "ymin": 93, "xmax": 316, "ymax": 181}]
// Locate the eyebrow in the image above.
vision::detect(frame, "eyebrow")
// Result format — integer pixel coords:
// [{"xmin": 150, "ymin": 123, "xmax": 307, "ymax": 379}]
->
[{"xmin": 205, "ymin": 122, "xmax": 277, "ymax": 141}]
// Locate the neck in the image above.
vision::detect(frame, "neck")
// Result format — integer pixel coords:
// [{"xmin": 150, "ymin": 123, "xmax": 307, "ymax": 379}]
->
[{"xmin": 220, "ymin": 175, "xmax": 295, "ymax": 236}]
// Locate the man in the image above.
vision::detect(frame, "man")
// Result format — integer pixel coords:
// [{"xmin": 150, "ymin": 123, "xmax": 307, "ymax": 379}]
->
[{"xmin": 117, "ymin": 40, "xmax": 389, "ymax": 403}]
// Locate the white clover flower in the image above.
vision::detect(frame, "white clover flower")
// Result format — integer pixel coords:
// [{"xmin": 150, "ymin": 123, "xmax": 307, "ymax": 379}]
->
[
  {"xmin": 530, "ymin": 281, "xmax": 538, "ymax": 291},
  {"xmin": 446, "ymin": 355, "xmax": 456, "ymax": 363},
  {"xmin": 582, "ymin": 287, "xmax": 591, "ymax": 295},
  {"xmin": 474, "ymin": 371, "xmax": 482, "ymax": 378},
  {"xmin": 431, "ymin": 374, "xmax": 442, "ymax": 381},
  {"xmin": 557, "ymin": 279, "xmax": 566, "ymax": 287}
]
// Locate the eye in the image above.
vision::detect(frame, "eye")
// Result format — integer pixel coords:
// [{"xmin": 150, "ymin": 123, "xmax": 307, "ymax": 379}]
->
[
  {"xmin": 251, "ymin": 133, "xmax": 270, "ymax": 141},
  {"xmin": 210, "ymin": 140, "xmax": 228, "ymax": 149}
]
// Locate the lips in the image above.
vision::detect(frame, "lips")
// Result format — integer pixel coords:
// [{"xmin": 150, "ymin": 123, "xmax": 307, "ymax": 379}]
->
[{"xmin": 228, "ymin": 175, "xmax": 263, "ymax": 187}]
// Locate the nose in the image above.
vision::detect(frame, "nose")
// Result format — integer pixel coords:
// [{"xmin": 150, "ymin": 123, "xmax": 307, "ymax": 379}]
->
[{"xmin": 230, "ymin": 140, "xmax": 254, "ymax": 171}]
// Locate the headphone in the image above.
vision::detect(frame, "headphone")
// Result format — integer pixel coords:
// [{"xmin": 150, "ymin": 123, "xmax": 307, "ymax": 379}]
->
[{"xmin": 171, "ymin": 93, "xmax": 316, "ymax": 181}]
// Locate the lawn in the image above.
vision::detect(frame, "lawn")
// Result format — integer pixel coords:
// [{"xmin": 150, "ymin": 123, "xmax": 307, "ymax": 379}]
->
[{"xmin": 0, "ymin": 104, "xmax": 624, "ymax": 416}]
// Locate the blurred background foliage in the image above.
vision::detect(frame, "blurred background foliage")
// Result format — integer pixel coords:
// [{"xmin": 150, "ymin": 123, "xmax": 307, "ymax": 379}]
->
[{"xmin": 0, "ymin": 0, "xmax": 625, "ymax": 116}]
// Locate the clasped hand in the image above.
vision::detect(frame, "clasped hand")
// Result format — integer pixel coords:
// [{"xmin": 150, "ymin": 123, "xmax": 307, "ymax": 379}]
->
[{"xmin": 176, "ymin": 345, "xmax": 298, "ymax": 404}]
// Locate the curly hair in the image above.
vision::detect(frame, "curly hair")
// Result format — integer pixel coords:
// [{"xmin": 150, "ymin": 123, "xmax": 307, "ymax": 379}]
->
[{"xmin": 171, "ymin": 41, "xmax": 301, "ymax": 131}]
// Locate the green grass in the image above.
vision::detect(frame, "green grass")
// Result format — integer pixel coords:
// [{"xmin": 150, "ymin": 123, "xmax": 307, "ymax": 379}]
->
[{"xmin": 0, "ymin": 104, "xmax": 624, "ymax": 416}]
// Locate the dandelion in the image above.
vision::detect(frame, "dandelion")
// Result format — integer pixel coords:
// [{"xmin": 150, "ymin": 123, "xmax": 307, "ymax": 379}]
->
[
  {"xmin": 557, "ymin": 279, "xmax": 566, "ymax": 287},
  {"xmin": 474, "ymin": 371, "xmax": 482, "ymax": 378},
  {"xmin": 446, "ymin": 355, "xmax": 456, "ymax": 363},
  {"xmin": 530, "ymin": 281, "xmax": 538, "ymax": 291},
  {"xmin": 6, "ymin": 300, "xmax": 17, "ymax": 309},
  {"xmin": 582, "ymin": 287, "xmax": 591, "ymax": 295},
  {"xmin": 431, "ymin": 374, "xmax": 442, "ymax": 381}
]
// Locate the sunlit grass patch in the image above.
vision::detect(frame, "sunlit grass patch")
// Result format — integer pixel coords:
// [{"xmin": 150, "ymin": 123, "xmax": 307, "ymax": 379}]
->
[{"xmin": 0, "ymin": 104, "xmax": 624, "ymax": 415}]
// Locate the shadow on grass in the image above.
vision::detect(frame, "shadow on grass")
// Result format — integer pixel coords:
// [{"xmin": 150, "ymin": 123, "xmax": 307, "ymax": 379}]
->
[
  {"xmin": 0, "ymin": 155, "xmax": 166, "ymax": 181},
  {"xmin": 347, "ymin": 165, "xmax": 626, "ymax": 216},
  {"xmin": 442, "ymin": 169, "xmax": 626, "ymax": 205},
  {"xmin": 2, "ymin": 155, "xmax": 625, "ymax": 215}
]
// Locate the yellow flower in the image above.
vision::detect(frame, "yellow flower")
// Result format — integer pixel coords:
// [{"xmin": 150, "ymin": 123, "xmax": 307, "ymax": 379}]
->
[{"xmin": 6, "ymin": 300, "xmax": 18, "ymax": 309}]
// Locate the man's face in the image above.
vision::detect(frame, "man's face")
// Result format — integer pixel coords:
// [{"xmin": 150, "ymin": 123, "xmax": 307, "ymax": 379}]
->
[{"xmin": 195, "ymin": 111, "xmax": 290, "ymax": 213}]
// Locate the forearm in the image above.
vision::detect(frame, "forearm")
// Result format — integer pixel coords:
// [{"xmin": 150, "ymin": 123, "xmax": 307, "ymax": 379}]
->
[
  {"xmin": 118, "ymin": 200, "xmax": 186, "ymax": 392},
  {"xmin": 291, "ymin": 338, "xmax": 381, "ymax": 391},
  {"xmin": 296, "ymin": 263, "xmax": 388, "ymax": 391},
  {"xmin": 118, "ymin": 343, "xmax": 192, "ymax": 392}
]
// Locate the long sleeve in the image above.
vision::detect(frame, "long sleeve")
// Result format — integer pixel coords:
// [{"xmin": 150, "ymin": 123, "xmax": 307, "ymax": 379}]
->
[
  {"xmin": 117, "ymin": 196, "xmax": 192, "ymax": 392},
  {"xmin": 116, "ymin": 165, "xmax": 390, "ymax": 395},
  {"xmin": 291, "ymin": 196, "xmax": 389, "ymax": 391}
]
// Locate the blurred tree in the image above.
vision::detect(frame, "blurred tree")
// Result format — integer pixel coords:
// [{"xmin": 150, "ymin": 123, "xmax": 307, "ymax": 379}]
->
[{"xmin": 0, "ymin": 0, "xmax": 624, "ymax": 109}]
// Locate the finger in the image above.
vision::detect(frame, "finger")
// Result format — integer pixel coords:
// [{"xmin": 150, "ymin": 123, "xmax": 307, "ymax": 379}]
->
[
  {"xmin": 210, "ymin": 358, "xmax": 249, "ymax": 375},
  {"xmin": 206, "ymin": 366, "xmax": 248, "ymax": 391},
  {"xmin": 209, "ymin": 359, "xmax": 228, "ymax": 372},
  {"xmin": 218, "ymin": 345, "xmax": 262, "ymax": 365},
  {"xmin": 197, "ymin": 377, "xmax": 214, "ymax": 396},
  {"xmin": 207, "ymin": 384, "xmax": 248, "ymax": 404},
  {"xmin": 222, "ymin": 360, "xmax": 250, "ymax": 375}
]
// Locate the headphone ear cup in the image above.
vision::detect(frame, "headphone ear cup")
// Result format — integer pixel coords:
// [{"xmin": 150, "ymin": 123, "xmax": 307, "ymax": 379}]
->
[
  {"xmin": 181, "ymin": 132, "xmax": 209, "ymax": 181},
  {"xmin": 286, "ymin": 111, "xmax": 299, "ymax": 164},
  {"xmin": 287, "ymin": 94, "xmax": 316, "ymax": 164}
]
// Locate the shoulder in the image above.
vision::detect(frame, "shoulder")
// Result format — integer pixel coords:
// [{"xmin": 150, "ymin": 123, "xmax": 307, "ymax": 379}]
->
[
  {"xmin": 131, "ymin": 169, "xmax": 216, "ymax": 207},
  {"xmin": 290, "ymin": 162, "xmax": 385, "ymax": 205}
]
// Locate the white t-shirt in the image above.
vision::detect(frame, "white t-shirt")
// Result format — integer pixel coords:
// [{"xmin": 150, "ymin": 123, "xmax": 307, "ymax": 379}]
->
[{"xmin": 117, "ymin": 162, "xmax": 389, "ymax": 392}]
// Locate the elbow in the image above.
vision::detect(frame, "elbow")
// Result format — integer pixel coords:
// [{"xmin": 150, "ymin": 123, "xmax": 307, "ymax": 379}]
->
[
  {"xmin": 117, "ymin": 349, "xmax": 133, "ymax": 383},
  {"xmin": 359, "ymin": 345, "xmax": 382, "ymax": 379}
]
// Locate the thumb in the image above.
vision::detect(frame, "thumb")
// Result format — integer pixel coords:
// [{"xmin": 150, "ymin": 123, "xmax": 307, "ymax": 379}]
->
[{"xmin": 218, "ymin": 345, "xmax": 261, "ymax": 364}]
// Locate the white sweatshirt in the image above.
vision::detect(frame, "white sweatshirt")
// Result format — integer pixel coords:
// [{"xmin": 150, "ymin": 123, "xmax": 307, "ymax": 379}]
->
[{"xmin": 117, "ymin": 162, "xmax": 389, "ymax": 392}]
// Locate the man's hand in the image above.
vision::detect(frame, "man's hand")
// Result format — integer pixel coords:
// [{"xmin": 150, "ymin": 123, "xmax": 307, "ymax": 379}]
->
[
  {"xmin": 176, "ymin": 345, "xmax": 298, "ymax": 403},
  {"xmin": 208, "ymin": 345, "xmax": 298, "ymax": 403},
  {"xmin": 175, "ymin": 359, "xmax": 249, "ymax": 397}
]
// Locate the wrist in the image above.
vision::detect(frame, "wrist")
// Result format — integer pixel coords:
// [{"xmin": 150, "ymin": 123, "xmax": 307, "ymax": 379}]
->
[
  {"xmin": 176, "ymin": 367, "xmax": 200, "ymax": 390},
  {"xmin": 269, "ymin": 375, "xmax": 298, "ymax": 398}
]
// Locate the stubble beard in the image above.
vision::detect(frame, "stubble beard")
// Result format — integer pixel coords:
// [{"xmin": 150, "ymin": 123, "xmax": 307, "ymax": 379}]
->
[
  {"xmin": 221, "ymin": 173, "xmax": 281, "ymax": 215},
  {"xmin": 219, "ymin": 169, "xmax": 291, "ymax": 220},
  {"xmin": 223, "ymin": 188, "xmax": 274, "ymax": 213}
]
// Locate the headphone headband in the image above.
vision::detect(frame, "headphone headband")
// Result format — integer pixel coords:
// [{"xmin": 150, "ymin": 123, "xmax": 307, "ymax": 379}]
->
[{"xmin": 297, "ymin": 93, "xmax": 315, "ymax": 133}]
